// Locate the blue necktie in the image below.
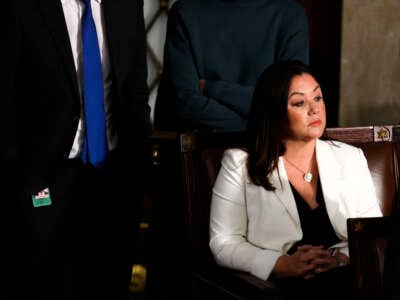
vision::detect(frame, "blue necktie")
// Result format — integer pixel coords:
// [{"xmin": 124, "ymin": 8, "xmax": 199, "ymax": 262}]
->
[{"xmin": 80, "ymin": 0, "xmax": 108, "ymax": 168}]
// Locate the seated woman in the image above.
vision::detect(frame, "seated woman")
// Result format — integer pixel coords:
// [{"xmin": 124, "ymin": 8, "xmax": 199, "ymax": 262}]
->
[{"xmin": 209, "ymin": 60, "xmax": 382, "ymax": 299}]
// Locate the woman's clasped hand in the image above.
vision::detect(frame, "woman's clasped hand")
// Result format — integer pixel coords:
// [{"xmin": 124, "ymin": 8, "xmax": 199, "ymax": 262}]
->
[{"xmin": 274, "ymin": 245, "xmax": 342, "ymax": 279}]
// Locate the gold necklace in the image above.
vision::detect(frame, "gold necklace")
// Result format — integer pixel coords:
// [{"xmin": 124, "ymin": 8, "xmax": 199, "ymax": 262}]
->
[{"xmin": 284, "ymin": 157, "xmax": 313, "ymax": 183}]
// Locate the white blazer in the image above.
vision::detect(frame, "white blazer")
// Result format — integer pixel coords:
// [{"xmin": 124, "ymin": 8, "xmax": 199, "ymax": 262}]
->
[{"xmin": 209, "ymin": 139, "xmax": 382, "ymax": 280}]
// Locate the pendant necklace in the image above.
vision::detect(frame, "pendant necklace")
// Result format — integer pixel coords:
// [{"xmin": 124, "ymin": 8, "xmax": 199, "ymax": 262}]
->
[{"xmin": 284, "ymin": 157, "xmax": 313, "ymax": 183}]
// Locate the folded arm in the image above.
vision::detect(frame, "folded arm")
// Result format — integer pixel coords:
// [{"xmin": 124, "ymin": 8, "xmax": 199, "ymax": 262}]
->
[{"xmin": 162, "ymin": 4, "xmax": 246, "ymax": 130}]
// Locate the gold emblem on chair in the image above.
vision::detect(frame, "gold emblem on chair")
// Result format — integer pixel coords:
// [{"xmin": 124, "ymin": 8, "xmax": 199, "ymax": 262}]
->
[
  {"xmin": 354, "ymin": 221, "xmax": 364, "ymax": 232},
  {"xmin": 374, "ymin": 126, "xmax": 392, "ymax": 142}
]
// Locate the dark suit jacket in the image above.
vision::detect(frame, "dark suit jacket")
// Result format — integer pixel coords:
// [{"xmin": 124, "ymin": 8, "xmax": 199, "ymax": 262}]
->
[{"xmin": 0, "ymin": 0, "xmax": 151, "ymax": 195}]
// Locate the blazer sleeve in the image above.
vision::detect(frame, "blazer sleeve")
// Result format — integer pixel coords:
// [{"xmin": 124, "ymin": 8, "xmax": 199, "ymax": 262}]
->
[{"xmin": 209, "ymin": 149, "xmax": 281, "ymax": 280}]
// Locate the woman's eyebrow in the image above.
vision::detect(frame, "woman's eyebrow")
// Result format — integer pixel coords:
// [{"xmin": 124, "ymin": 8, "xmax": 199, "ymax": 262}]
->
[
  {"xmin": 313, "ymin": 85, "xmax": 321, "ymax": 92},
  {"xmin": 288, "ymin": 85, "xmax": 321, "ymax": 99}
]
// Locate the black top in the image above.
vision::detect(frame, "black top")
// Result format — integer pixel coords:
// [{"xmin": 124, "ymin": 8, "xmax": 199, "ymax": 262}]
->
[{"xmin": 288, "ymin": 180, "xmax": 340, "ymax": 254}]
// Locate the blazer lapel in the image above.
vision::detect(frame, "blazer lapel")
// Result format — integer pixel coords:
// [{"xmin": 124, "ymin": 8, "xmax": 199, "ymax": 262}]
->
[
  {"xmin": 36, "ymin": 0, "xmax": 79, "ymax": 98},
  {"xmin": 270, "ymin": 158, "xmax": 301, "ymax": 227},
  {"xmin": 316, "ymin": 140, "xmax": 347, "ymax": 238},
  {"xmin": 269, "ymin": 141, "xmax": 348, "ymax": 241}
]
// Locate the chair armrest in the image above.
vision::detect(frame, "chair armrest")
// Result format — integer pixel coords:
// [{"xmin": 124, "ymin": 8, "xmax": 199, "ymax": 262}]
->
[
  {"xmin": 192, "ymin": 263, "xmax": 281, "ymax": 299},
  {"xmin": 232, "ymin": 270, "xmax": 279, "ymax": 295}
]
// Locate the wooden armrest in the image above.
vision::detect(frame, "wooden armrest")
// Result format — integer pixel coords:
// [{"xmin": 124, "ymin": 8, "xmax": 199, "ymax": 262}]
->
[
  {"xmin": 232, "ymin": 271, "xmax": 279, "ymax": 296},
  {"xmin": 192, "ymin": 263, "xmax": 280, "ymax": 299}
]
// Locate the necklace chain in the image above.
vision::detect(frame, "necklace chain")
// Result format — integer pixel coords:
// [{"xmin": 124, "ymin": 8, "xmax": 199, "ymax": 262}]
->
[{"xmin": 284, "ymin": 157, "xmax": 314, "ymax": 183}]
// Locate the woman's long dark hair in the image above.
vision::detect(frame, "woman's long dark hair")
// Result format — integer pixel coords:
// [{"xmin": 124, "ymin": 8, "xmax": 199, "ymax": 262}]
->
[{"xmin": 246, "ymin": 60, "xmax": 316, "ymax": 190}]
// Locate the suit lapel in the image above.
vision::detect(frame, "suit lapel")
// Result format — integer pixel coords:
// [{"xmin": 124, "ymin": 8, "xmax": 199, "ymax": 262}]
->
[
  {"xmin": 270, "ymin": 158, "xmax": 301, "ymax": 227},
  {"xmin": 36, "ymin": 0, "xmax": 79, "ymax": 98},
  {"xmin": 102, "ymin": 0, "xmax": 137, "ymax": 87},
  {"xmin": 102, "ymin": 0, "xmax": 124, "ymax": 83}
]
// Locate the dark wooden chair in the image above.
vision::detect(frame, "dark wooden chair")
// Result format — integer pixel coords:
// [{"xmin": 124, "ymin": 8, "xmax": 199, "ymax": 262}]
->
[
  {"xmin": 347, "ymin": 217, "xmax": 398, "ymax": 300},
  {"xmin": 320, "ymin": 125, "xmax": 400, "ymax": 300},
  {"xmin": 179, "ymin": 125, "xmax": 400, "ymax": 299}
]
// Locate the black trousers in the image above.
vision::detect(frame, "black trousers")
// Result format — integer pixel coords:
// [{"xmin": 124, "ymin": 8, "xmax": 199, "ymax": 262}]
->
[{"xmin": 8, "ymin": 158, "xmax": 142, "ymax": 300}]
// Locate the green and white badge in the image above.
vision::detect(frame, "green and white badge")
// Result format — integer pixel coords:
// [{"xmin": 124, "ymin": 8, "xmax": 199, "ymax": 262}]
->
[{"xmin": 32, "ymin": 187, "xmax": 52, "ymax": 208}]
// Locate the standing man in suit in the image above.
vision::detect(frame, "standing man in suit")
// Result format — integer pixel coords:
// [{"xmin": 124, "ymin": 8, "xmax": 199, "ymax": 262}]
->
[{"xmin": 0, "ymin": 0, "xmax": 150, "ymax": 299}]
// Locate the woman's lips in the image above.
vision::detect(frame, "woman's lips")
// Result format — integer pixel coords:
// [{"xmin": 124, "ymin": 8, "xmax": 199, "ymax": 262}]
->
[{"xmin": 309, "ymin": 120, "xmax": 322, "ymax": 126}]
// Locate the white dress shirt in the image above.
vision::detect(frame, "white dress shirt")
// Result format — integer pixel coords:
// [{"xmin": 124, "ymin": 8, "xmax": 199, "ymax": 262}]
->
[{"xmin": 61, "ymin": 0, "xmax": 117, "ymax": 158}]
